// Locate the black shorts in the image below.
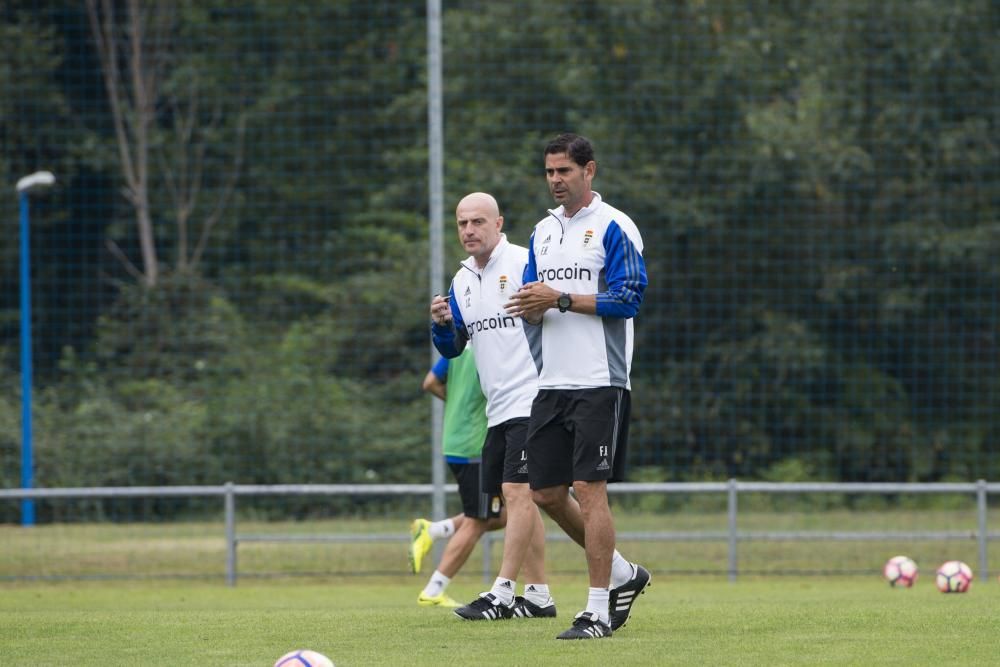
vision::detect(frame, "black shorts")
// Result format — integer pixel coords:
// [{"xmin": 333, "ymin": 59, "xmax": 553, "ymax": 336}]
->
[
  {"xmin": 525, "ymin": 387, "xmax": 631, "ymax": 490},
  {"xmin": 449, "ymin": 461, "xmax": 502, "ymax": 519},
  {"xmin": 481, "ymin": 418, "xmax": 531, "ymax": 493}
]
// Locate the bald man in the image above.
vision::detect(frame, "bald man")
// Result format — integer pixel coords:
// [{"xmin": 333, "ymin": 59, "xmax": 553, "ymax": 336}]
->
[{"xmin": 430, "ymin": 192, "xmax": 557, "ymax": 621}]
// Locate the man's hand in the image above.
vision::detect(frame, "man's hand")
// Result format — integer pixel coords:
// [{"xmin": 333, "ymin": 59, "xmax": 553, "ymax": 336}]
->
[
  {"xmin": 505, "ymin": 281, "xmax": 559, "ymax": 323},
  {"xmin": 430, "ymin": 294, "xmax": 453, "ymax": 326}
]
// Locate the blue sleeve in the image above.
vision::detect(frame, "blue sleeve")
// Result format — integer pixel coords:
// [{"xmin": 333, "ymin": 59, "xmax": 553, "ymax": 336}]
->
[
  {"xmin": 596, "ymin": 221, "xmax": 648, "ymax": 318},
  {"xmin": 523, "ymin": 231, "xmax": 538, "ymax": 283},
  {"xmin": 431, "ymin": 285, "xmax": 469, "ymax": 358},
  {"xmin": 431, "ymin": 356, "xmax": 449, "ymax": 382}
]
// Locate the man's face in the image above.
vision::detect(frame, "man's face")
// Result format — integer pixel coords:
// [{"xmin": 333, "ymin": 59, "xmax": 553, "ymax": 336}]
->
[
  {"xmin": 545, "ymin": 152, "xmax": 594, "ymax": 213},
  {"xmin": 455, "ymin": 198, "xmax": 502, "ymax": 262}
]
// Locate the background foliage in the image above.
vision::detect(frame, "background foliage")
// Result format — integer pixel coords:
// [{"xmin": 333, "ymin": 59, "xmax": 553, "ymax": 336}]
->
[{"xmin": 1, "ymin": 0, "xmax": 998, "ymax": 520}]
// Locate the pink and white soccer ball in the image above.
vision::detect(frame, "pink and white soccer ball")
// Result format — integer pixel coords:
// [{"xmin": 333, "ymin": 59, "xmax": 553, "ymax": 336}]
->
[
  {"xmin": 274, "ymin": 649, "xmax": 334, "ymax": 667},
  {"xmin": 935, "ymin": 560, "xmax": 973, "ymax": 593},
  {"xmin": 883, "ymin": 555, "xmax": 918, "ymax": 588}
]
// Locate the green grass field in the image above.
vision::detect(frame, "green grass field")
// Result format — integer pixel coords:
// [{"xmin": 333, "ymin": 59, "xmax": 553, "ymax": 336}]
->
[
  {"xmin": 3, "ymin": 574, "xmax": 1000, "ymax": 666},
  {"xmin": 2, "ymin": 509, "xmax": 998, "ymax": 664}
]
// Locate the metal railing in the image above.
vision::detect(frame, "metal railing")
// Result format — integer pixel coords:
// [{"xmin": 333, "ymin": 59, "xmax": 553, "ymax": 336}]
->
[{"xmin": 2, "ymin": 480, "xmax": 998, "ymax": 585}]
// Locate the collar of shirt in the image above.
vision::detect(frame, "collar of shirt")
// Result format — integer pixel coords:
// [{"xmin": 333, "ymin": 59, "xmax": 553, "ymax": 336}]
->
[
  {"xmin": 460, "ymin": 233, "xmax": 509, "ymax": 275},
  {"xmin": 547, "ymin": 191, "xmax": 603, "ymax": 224}
]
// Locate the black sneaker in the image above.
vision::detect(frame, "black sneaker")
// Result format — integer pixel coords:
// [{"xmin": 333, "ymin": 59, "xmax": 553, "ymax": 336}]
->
[
  {"xmin": 453, "ymin": 592, "xmax": 514, "ymax": 621},
  {"xmin": 608, "ymin": 563, "xmax": 651, "ymax": 630},
  {"xmin": 556, "ymin": 611, "xmax": 612, "ymax": 639},
  {"xmin": 512, "ymin": 595, "xmax": 557, "ymax": 618}
]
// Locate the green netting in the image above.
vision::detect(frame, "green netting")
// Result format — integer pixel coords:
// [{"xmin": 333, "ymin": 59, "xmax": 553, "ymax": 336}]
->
[{"xmin": 1, "ymin": 1, "xmax": 998, "ymax": 525}]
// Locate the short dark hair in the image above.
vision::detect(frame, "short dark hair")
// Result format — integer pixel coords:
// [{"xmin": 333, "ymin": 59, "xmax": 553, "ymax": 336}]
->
[{"xmin": 544, "ymin": 133, "xmax": 594, "ymax": 167}]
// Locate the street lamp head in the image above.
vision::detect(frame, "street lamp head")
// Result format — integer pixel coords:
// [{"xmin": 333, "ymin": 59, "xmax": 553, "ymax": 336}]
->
[{"xmin": 16, "ymin": 171, "xmax": 56, "ymax": 194}]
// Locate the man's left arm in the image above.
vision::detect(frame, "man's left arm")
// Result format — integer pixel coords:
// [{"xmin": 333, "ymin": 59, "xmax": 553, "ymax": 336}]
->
[
  {"xmin": 541, "ymin": 221, "xmax": 647, "ymax": 317},
  {"xmin": 595, "ymin": 221, "xmax": 647, "ymax": 318}
]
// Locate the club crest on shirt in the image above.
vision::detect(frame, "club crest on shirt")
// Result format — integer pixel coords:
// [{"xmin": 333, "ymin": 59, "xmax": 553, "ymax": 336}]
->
[
  {"xmin": 498, "ymin": 274, "xmax": 508, "ymax": 294},
  {"xmin": 583, "ymin": 229, "xmax": 595, "ymax": 248}
]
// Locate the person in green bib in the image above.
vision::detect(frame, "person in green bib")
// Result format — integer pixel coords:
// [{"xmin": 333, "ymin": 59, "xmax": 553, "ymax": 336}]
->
[{"xmin": 410, "ymin": 344, "xmax": 505, "ymax": 607}]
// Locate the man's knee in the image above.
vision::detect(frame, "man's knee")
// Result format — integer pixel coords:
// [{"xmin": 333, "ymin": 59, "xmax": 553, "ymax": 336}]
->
[
  {"xmin": 532, "ymin": 486, "xmax": 564, "ymax": 514},
  {"xmin": 502, "ymin": 482, "xmax": 532, "ymax": 505},
  {"xmin": 483, "ymin": 515, "xmax": 505, "ymax": 531},
  {"xmin": 571, "ymin": 479, "xmax": 608, "ymax": 508},
  {"xmin": 457, "ymin": 516, "xmax": 486, "ymax": 536}
]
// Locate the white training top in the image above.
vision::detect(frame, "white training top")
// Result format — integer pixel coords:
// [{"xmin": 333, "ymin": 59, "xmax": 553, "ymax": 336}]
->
[
  {"xmin": 443, "ymin": 235, "xmax": 540, "ymax": 427},
  {"xmin": 524, "ymin": 192, "xmax": 647, "ymax": 390}
]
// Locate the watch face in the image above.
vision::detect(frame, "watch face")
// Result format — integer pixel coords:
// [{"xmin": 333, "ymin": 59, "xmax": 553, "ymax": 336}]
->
[{"xmin": 558, "ymin": 294, "xmax": 571, "ymax": 311}]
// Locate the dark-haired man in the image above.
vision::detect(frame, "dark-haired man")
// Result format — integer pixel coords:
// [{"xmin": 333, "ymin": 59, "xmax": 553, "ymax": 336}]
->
[{"xmin": 505, "ymin": 133, "xmax": 650, "ymax": 640}]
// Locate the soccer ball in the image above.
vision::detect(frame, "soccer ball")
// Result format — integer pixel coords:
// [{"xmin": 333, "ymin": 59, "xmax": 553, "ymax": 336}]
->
[
  {"xmin": 274, "ymin": 649, "xmax": 334, "ymax": 667},
  {"xmin": 935, "ymin": 560, "xmax": 973, "ymax": 593},
  {"xmin": 883, "ymin": 555, "xmax": 918, "ymax": 588}
]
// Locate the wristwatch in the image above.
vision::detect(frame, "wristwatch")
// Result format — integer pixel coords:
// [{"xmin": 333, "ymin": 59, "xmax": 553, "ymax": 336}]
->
[{"xmin": 557, "ymin": 293, "xmax": 573, "ymax": 313}]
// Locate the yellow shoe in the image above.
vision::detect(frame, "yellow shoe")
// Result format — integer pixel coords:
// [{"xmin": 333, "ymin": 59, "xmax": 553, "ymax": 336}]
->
[
  {"xmin": 418, "ymin": 592, "xmax": 462, "ymax": 608},
  {"xmin": 409, "ymin": 518, "xmax": 433, "ymax": 574}
]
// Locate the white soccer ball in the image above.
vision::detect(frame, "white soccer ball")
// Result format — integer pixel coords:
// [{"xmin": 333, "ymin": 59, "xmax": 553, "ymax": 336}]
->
[
  {"xmin": 274, "ymin": 649, "xmax": 334, "ymax": 667},
  {"xmin": 882, "ymin": 555, "xmax": 918, "ymax": 588},
  {"xmin": 935, "ymin": 560, "xmax": 973, "ymax": 593}
]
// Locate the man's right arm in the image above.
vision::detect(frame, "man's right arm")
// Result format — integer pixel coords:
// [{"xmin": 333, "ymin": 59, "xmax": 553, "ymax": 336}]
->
[{"xmin": 431, "ymin": 287, "xmax": 469, "ymax": 358}]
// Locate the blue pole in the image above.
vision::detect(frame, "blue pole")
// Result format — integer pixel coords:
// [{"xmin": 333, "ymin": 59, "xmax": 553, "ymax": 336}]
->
[{"xmin": 19, "ymin": 191, "xmax": 35, "ymax": 527}]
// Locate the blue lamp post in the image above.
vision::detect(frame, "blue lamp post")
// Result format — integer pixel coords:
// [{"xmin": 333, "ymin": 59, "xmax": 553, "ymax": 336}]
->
[{"xmin": 15, "ymin": 170, "xmax": 55, "ymax": 527}]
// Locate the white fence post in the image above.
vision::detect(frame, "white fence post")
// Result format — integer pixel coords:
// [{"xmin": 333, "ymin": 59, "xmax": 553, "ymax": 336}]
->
[
  {"xmin": 976, "ymin": 479, "xmax": 988, "ymax": 580},
  {"xmin": 727, "ymin": 478, "xmax": 739, "ymax": 582},
  {"xmin": 225, "ymin": 482, "xmax": 236, "ymax": 587}
]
